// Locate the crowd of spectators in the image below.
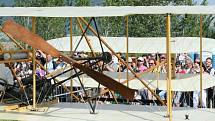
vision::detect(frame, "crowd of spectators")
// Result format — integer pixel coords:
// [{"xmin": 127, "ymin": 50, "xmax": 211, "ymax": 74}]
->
[
  {"xmin": 105, "ymin": 52, "xmax": 215, "ymax": 108},
  {"xmin": 9, "ymin": 50, "xmax": 215, "ymax": 108}
]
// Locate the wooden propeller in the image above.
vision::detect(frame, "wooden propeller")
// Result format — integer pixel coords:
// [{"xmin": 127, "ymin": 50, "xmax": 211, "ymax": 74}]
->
[{"xmin": 2, "ymin": 20, "xmax": 135, "ymax": 100}]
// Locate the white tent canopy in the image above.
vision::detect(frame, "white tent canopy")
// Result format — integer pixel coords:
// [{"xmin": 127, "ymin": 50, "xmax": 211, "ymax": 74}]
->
[
  {"xmin": 47, "ymin": 36, "xmax": 215, "ymax": 53},
  {"xmin": 0, "ymin": 6, "xmax": 215, "ymax": 17}
]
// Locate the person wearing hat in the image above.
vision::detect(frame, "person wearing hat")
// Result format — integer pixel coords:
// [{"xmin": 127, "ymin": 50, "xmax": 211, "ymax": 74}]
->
[
  {"xmin": 123, "ymin": 57, "xmax": 135, "ymax": 72},
  {"xmin": 105, "ymin": 54, "xmax": 119, "ymax": 72},
  {"xmin": 137, "ymin": 57, "xmax": 147, "ymax": 72}
]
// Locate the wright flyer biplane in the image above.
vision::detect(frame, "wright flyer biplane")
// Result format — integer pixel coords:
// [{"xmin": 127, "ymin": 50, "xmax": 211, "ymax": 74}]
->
[{"xmin": 0, "ymin": 6, "xmax": 215, "ymax": 121}]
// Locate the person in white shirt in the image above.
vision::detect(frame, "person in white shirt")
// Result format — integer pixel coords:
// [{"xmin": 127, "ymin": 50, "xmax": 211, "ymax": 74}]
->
[
  {"xmin": 205, "ymin": 57, "xmax": 215, "ymax": 108},
  {"xmin": 45, "ymin": 54, "xmax": 55, "ymax": 73},
  {"xmin": 193, "ymin": 60, "xmax": 207, "ymax": 108},
  {"xmin": 0, "ymin": 64, "xmax": 13, "ymax": 91}
]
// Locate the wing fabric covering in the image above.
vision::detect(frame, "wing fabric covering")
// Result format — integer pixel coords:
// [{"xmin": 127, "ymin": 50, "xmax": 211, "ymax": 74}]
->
[{"xmin": 2, "ymin": 20, "xmax": 135, "ymax": 100}]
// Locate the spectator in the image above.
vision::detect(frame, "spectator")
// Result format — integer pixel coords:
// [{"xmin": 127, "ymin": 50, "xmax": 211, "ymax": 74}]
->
[
  {"xmin": 131, "ymin": 57, "xmax": 138, "ymax": 72},
  {"xmin": 123, "ymin": 57, "xmax": 133, "ymax": 72},
  {"xmin": 193, "ymin": 61, "xmax": 207, "ymax": 108},
  {"xmin": 36, "ymin": 61, "xmax": 45, "ymax": 78},
  {"xmin": 181, "ymin": 59, "xmax": 194, "ymax": 107},
  {"xmin": 55, "ymin": 58, "xmax": 66, "ymax": 69},
  {"xmin": 44, "ymin": 54, "xmax": 56, "ymax": 73},
  {"xmin": 105, "ymin": 53, "xmax": 118, "ymax": 72},
  {"xmin": 185, "ymin": 59, "xmax": 194, "ymax": 74},
  {"xmin": 137, "ymin": 57, "xmax": 147, "ymax": 72},
  {"xmin": 148, "ymin": 58, "xmax": 158, "ymax": 102},
  {"xmin": 14, "ymin": 62, "xmax": 32, "ymax": 79},
  {"xmin": 173, "ymin": 61, "xmax": 185, "ymax": 107},
  {"xmin": 205, "ymin": 57, "xmax": 215, "ymax": 75},
  {"xmin": 158, "ymin": 55, "xmax": 167, "ymax": 101},
  {"xmin": 0, "ymin": 64, "xmax": 14, "ymax": 91},
  {"xmin": 36, "ymin": 50, "xmax": 46, "ymax": 66},
  {"xmin": 205, "ymin": 57, "xmax": 215, "ymax": 108},
  {"xmin": 159, "ymin": 54, "xmax": 167, "ymax": 73},
  {"xmin": 175, "ymin": 61, "xmax": 186, "ymax": 74},
  {"xmin": 148, "ymin": 58, "xmax": 156, "ymax": 68}
]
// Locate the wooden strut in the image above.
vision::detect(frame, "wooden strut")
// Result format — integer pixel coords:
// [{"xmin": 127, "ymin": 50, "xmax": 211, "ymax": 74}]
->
[
  {"xmin": 199, "ymin": 15, "xmax": 203, "ymax": 108},
  {"xmin": 166, "ymin": 14, "xmax": 172, "ymax": 121},
  {"xmin": 2, "ymin": 20, "xmax": 135, "ymax": 101},
  {"xmin": 0, "ymin": 59, "xmax": 32, "ymax": 63},
  {"xmin": 69, "ymin": 17, "xmax": 74, "ymax": 102},
  {"xmin": 77, "ymin": 18, "xmax": 96, "ymax": 57},
  {"xmin": 76, "ymin": 17, "xmax": 119, "ymax": 104},
  {"xmin": 73, "ymin": 68, "xmax": 96, "ymax": 113},
  {"xmin": 10, "ymin": 66, "xmax": 30, "ymax": 105},
  {"xmin": 32, "ymin": 16, "xmax": 36, "ymax": 109},
  {"xmin": 0, "ymin": 44, "xmax": 2, "ymax": 53},
  {"xmin": 79, "ymin": 17, "xmax": 165, "ymax": 105},
  {"xmin": 0, "ymin": 49, "xmax": 31, "ymax": 63}
]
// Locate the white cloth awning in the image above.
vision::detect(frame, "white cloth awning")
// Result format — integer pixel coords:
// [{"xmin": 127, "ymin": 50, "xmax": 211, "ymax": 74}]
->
[
  {"xmin": 47, "ymin": 36, "xmax": 215, "ymax": 53},
  {"xmin": 0, "ymin": 6, "xmax": 215, "ymax": 17}
]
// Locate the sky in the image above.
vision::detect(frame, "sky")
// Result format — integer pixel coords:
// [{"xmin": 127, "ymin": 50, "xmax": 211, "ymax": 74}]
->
[
  {"xmin": 207, "ymin": 0, "xmax": 215, "ymax": 5},
  {"xmin": 0, "ymin": 0, "xmax": 13, "ymax": 6},
  {"xmin": 196, "ymin": 0, "xmax": 215, "ymax": 5}
]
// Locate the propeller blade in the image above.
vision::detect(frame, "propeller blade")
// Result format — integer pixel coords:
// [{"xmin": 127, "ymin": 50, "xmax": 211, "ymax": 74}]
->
[{"xmin": 2, "ymin": 20, "xmax": 135, "ymax": 100}]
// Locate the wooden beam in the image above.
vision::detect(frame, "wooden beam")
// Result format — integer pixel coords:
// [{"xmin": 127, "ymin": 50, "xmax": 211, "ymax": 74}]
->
[
  {"xmin": 200, "ymin": 15, "xmax": 203, "ymax": 108},
  {"xmin": 125, "ymin": 16, "xmax": 129, "ymax": 89},
  {"xmin": 166, "ymin": 14, "xmax": 172, "ymax": 121},
  {"xmin": 32, "ymin": 16, "xmax": 36, "ymax": 109},
  {"xmin": 69, "ymin": 17, "xmax": 74, "ymax": 102}
]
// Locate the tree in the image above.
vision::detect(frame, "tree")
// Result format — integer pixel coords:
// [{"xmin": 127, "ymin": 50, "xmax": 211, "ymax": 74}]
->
[
  {"xmin": 64, "ymin": 0, "xmax": 91, "ymax": 36},
  {"xmin": 99, "ymin": 0, "xmax": 171, "ymax": 37},
  {"xmin": 98, "ymin": 0, "xmax": 215, "ymax": 38},
  {"xmin": 0, "ymin": 3, "xmax": 5, "ymax": 26},
  {"xmin": 14, "ymin": 0, "xmax": 67, "ymax": 40},
  {"xmin": 74, "ymin": 0, "xmax": 90, "ymax": 6}
]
